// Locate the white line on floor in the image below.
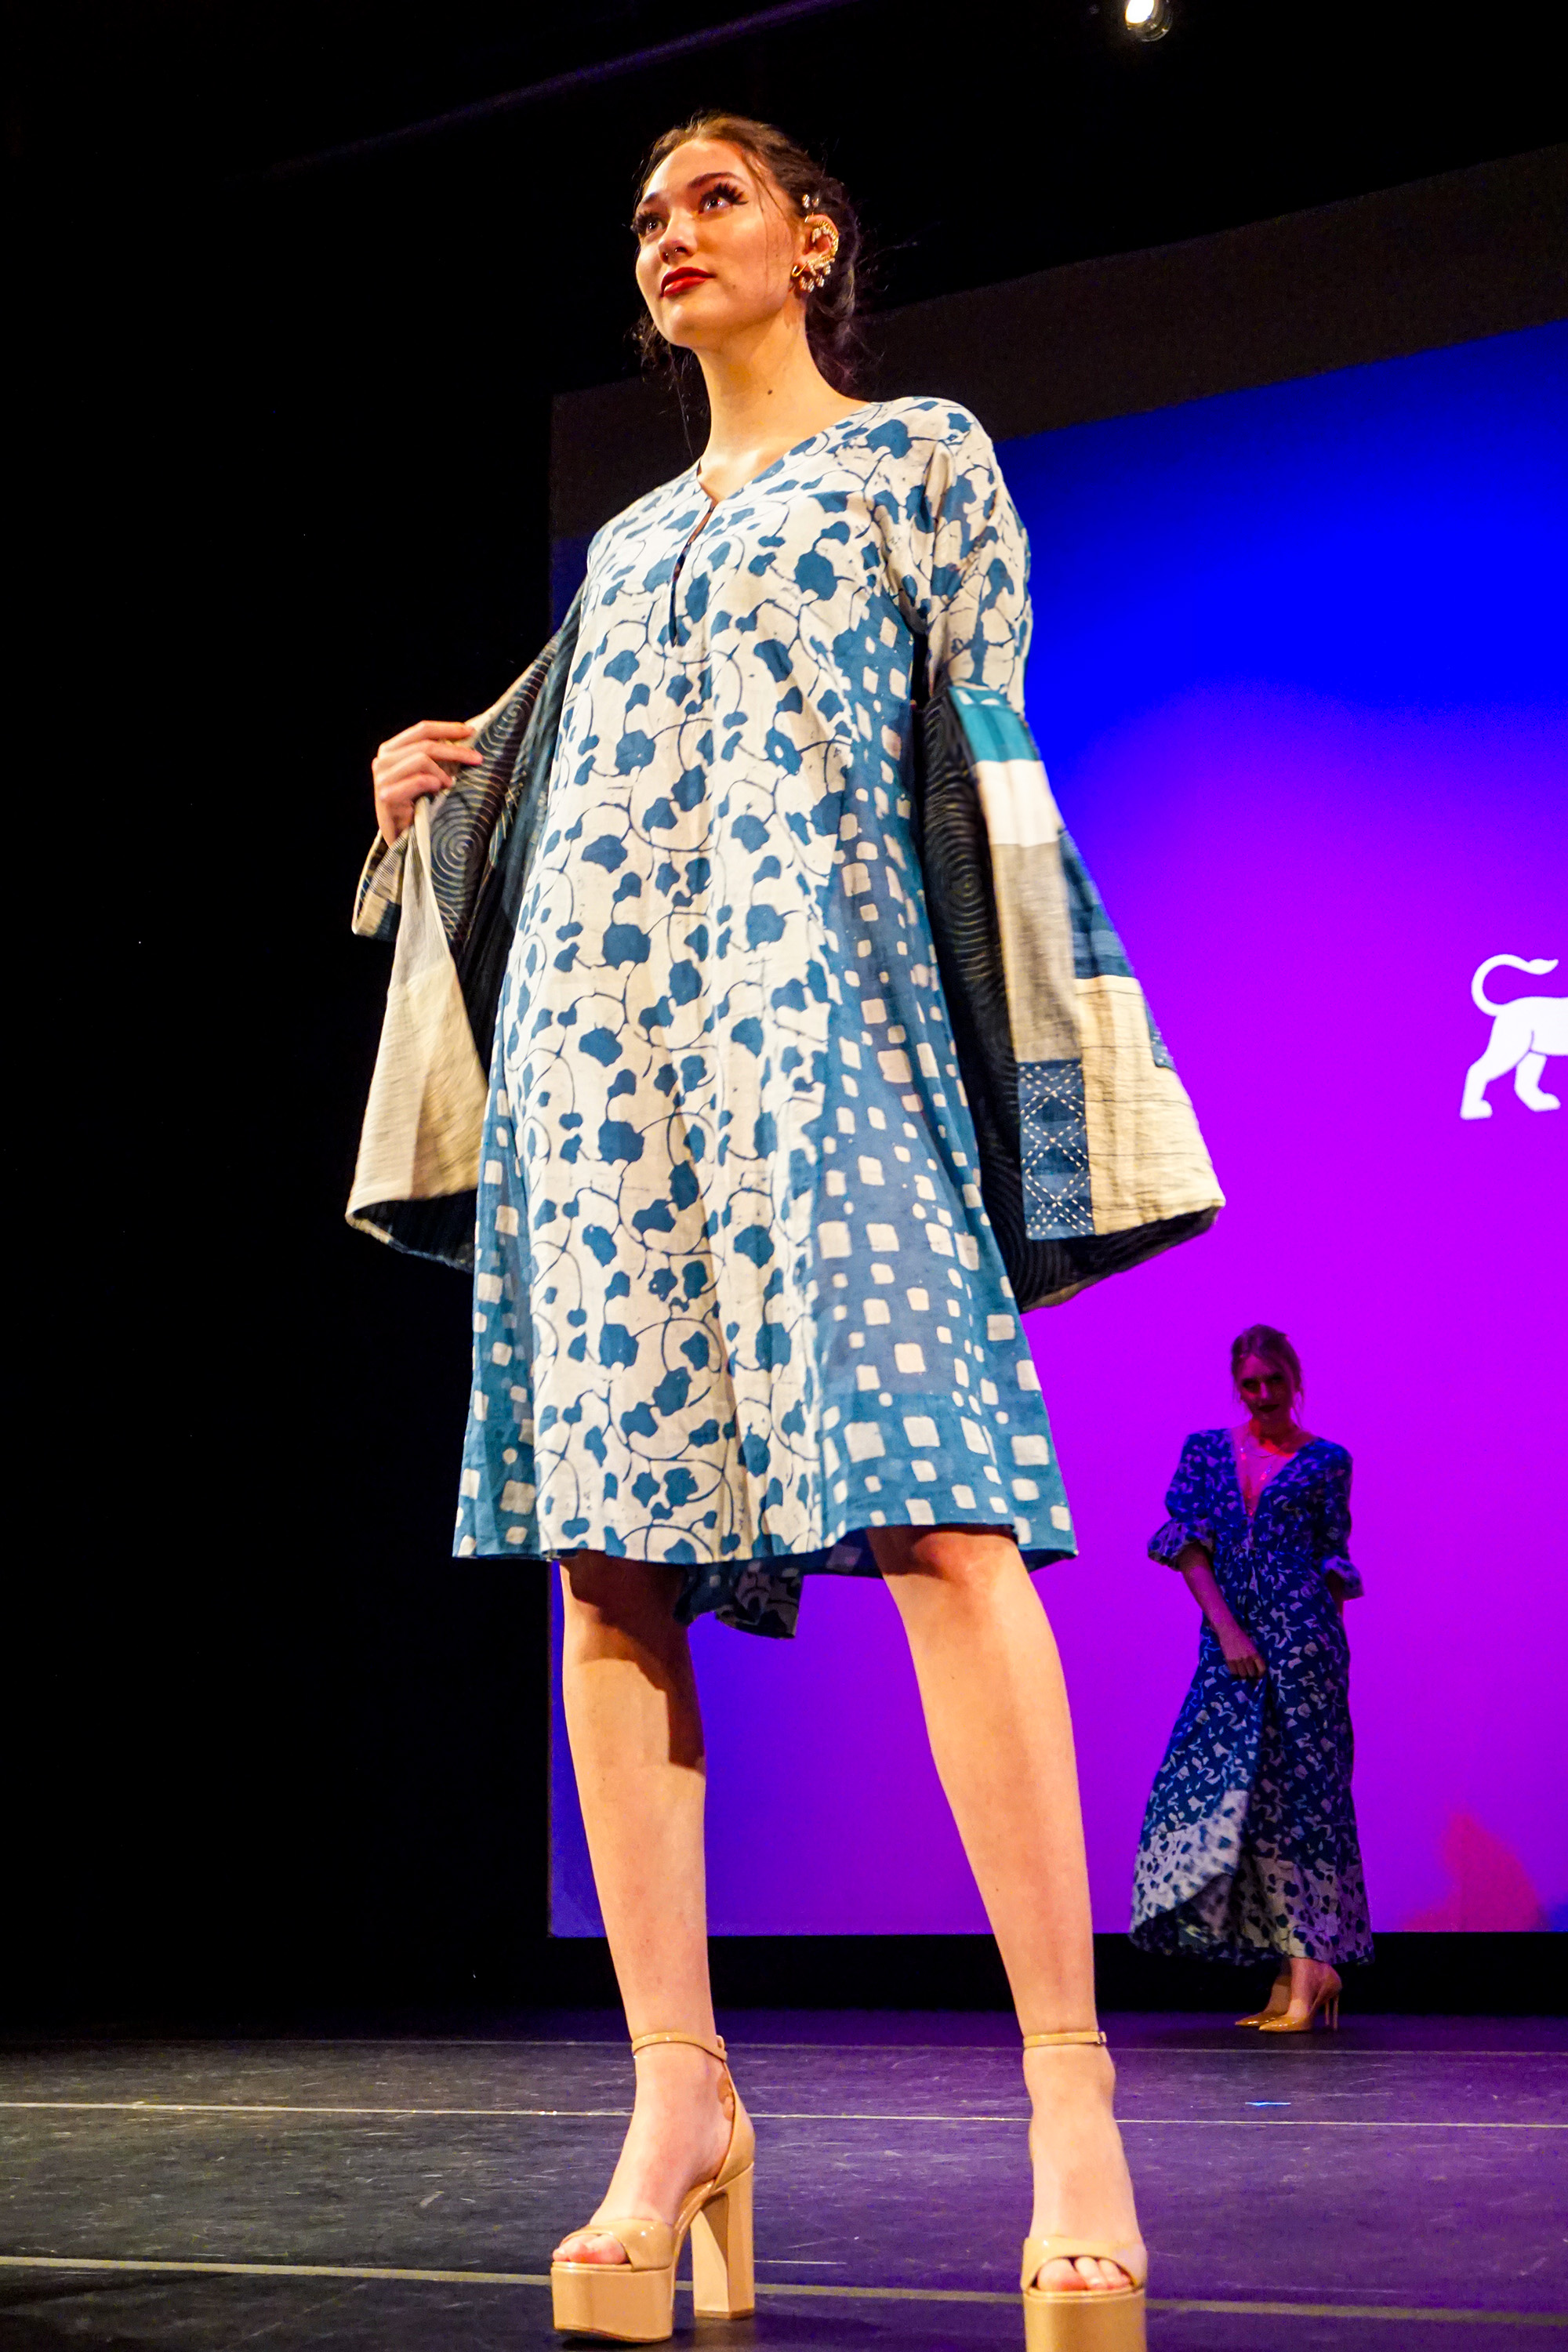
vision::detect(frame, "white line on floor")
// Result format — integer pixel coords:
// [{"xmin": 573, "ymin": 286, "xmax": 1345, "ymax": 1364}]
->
[
  {"xmin": 5, "ymin": 2040, "xmax": 1564, "ymax": 2058},
  {"xmin": 0, "ymin": 2254, "xmax": 1562, "ymax": 2325},
  {"xmin": 0, "ymin": 2100, "xmax": 1560, "ymax": 2129}
]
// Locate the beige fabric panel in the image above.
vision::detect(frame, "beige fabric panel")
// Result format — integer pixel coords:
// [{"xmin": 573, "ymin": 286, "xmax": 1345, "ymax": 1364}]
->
[
  {"xmin": 347, "ymin": 797, "xmax": 488, "ymax": 1221},
  {"xmin": 972, "ymin": 755, "xmax": 1063, "ymax": 849},
  {"xmin": 988, "ymin": 840, "xmax": 1080, "ymax": 1063},
  {"xmin": 1077, "ymin": 975, "xmax": 1225, "ymax": 1233}
]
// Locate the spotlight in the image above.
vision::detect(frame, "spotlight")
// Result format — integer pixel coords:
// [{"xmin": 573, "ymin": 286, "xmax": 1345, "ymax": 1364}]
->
[{"xmin": 1124, "ymin": 0, "xmax": 1171, "ymax": 37}]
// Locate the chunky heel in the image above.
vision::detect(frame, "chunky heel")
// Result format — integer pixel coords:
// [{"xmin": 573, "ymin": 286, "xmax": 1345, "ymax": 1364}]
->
[
  {"xmin": 690, "ymin": 2161, "xmax": 755, "ymax": 2317},
  {"xmin": 550, "ymin": 2031, "xmax": 756, "ymax": 2342}
]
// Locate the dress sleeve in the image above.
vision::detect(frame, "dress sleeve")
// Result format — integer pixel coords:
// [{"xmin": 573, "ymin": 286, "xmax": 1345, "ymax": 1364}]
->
[
  {"xmin": 1148, "ymin": 1434, "xmax": 1218, "ymax": 1566},
  {"xmin": 920, "ymin": 416, "xmax": 1032, "ymax": 711},
  {"xmin": 1316, "ymin": 1448, "xmax": 1363, "ymax": 1599}
]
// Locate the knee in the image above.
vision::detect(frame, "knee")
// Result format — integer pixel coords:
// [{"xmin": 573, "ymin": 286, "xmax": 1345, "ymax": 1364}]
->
[
  {"xmin": 877, "ymin": 1524, "xmax": 1025, "ymax": 1605},
  {"xmin": 561, "ymin": 1553, "xmax": 685, "ymax": 1650}
]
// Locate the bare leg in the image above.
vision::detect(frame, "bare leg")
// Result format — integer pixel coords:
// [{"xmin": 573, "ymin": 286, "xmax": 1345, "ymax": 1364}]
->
[
  {"xmin": 552, "ymin": 1554, "xmax": 731, "ymax": 2265},
  {"xmin": 871, "ymin": 1525, "xmax": 1142, "ymax": 2295}
]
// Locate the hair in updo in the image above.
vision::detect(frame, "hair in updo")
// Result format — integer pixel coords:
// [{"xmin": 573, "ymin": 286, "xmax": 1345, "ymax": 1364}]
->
[
  {"xmin": 633, "ymin": 112, "xmax": 866, "ymax": 394},
  {"xmin": 1230, "ymin": 1324, "xmax": 1305, "ymax": 1399}
]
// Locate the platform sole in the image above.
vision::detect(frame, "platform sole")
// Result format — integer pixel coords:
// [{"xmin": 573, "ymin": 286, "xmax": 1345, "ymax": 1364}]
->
[
  {"xmin": 1023, "ymin": 2282, "xmax": 1146, "ymax": 2351},
  {"xmin": 550, "ymin": 2259, "xmax": 677, "ymax": 2343}
]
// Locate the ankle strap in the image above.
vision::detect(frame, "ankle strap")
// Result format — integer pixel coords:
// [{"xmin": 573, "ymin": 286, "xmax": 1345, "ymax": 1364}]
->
[
  {"xmin": 630, "ymin": 2030, "xmax": 728, "ymax": 2063},
  {"xmin": 1022, "ymin": 2029, "xmax": 1107, "ymax": 2049}
]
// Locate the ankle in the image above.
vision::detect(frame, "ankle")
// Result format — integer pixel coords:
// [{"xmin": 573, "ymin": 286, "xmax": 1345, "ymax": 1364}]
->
[
  {"xmin": 1024, "ymin": 2040, "xmax": 1117, "ymax": 2113},
  {"xmin": 629, "ymin": 2045, "xmax": 731, "ymax": 2133}
]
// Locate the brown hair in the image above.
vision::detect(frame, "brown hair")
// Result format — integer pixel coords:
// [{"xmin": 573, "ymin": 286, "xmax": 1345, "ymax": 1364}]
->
[
  {"xmin": 633, "ymin": 113, "xmax": 866, "ymax": 394},
  {"xmin": 1230, "ymin": 1324, "xmax": 1305, "ymax": 1398}
]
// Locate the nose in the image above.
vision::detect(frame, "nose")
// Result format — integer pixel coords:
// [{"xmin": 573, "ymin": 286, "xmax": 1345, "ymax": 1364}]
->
[{"xmin": 659, "ymin": 215, "xmax": 695, "ymax": 263}]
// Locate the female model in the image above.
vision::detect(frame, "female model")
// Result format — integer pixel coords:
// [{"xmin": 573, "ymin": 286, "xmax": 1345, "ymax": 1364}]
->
[
  {"xmin": 1131, "ymin": 1324, "xmax": 1372, "ymax": 2027},
  {"xmin": 370, "ymin": 114, "xmax": 1145, "ymax": 2347}
]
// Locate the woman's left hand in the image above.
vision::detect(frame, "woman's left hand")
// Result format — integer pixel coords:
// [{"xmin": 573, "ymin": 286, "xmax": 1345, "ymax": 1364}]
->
[{"xmin": 1218, "ymin": 1624, "xmax": 1267, "ymax": 1679}]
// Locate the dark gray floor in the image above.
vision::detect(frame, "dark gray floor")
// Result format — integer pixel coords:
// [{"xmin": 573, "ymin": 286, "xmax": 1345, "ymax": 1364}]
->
[{"xmin": 2, "ymin": 2013, "xmax": 1564, "ymax": 2348}]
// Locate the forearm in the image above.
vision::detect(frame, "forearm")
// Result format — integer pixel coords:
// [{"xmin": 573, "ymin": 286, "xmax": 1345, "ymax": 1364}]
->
[{"xmin": 1175, "ymin": 1543, "xmax": 1246, "ymax": 1640}]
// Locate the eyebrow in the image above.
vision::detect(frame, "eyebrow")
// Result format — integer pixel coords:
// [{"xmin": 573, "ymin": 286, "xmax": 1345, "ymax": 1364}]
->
[{"xmin": 636, "ymin": 169, "xmax": 746, "ymax": 212}]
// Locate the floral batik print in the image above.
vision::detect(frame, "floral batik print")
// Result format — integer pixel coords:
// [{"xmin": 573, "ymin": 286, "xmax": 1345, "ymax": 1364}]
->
[
  {"xmin": 1131, "ymin": 1428, "xmax": 1374, "ymax": 1965},
  {"xmin": 454, "ymin": 400, "xmax": 1073, "ymax": 1634}
]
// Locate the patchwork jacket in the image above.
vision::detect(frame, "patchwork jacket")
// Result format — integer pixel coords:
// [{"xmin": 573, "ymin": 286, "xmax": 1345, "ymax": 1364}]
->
[{"xmin": 349, "ymin": 590, "xmax": 1223, "ymax": 1311}]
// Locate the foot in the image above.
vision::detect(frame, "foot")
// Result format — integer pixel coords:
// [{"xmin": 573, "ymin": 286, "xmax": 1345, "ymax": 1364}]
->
[
  {"xmin": 1024, "ymin": 2039, "xmax": 1143, "ymax": 2296},
  {"xmin": 553, "ymin": 2042, "xmax": 734, "ymax": 2267},
  {"xmin": 1236, "ymin": 1970, "xmax": 1291, "ymax": 2026},
  {"xmin": 1257, "ymin": 1958, "xmax": 1340, "ymax": 2031}
]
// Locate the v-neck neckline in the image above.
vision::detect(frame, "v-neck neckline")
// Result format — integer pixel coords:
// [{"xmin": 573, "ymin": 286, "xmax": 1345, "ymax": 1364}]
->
[
  {"xmin": 684, "ymin": 399, "xmax": 886, "ymax": 512},
  {"xmin": 1230, "ymin": 1429, "xmax": 1316, "ymax": 1520},
  {"xmin": 665, "ymin": 402, "xmax": 887, "ymax": 648}
]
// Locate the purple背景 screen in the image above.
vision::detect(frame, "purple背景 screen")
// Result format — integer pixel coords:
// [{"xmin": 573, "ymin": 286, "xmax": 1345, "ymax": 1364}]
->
[{"xmin": 551, "ymin": 322, "xmax": 1567, "ymax": 1938}]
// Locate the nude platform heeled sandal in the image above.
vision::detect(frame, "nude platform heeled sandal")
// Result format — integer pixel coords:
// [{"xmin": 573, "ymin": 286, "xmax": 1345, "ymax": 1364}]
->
[
  {"xmin": 1021, "ymin": 2031, "xmax": 1147, "ymax": 2352},
  {"xmin": 550, "ymin": 2031, "xmax": 756, "ymax": 2343}
]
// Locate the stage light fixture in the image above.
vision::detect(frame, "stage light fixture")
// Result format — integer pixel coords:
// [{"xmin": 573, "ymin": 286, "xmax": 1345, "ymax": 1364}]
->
[{"xmin": 1124, "ymin": 0, "xmax": 1172, "ymax": 38}]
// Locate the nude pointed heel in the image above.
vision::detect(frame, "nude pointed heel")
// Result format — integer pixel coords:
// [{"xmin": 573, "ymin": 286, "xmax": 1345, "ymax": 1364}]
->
[
  {"xmin": 550, "ymin": 2031, "xmax": 756, "ymax": 2343},
  {"xmin": 1021, "ymin": 2032, "xmax": 1147, "ymax": 2352},
  {"xmin": 1257, "ymin": 1970, "xmax": 1342, "ymax": 2034}
]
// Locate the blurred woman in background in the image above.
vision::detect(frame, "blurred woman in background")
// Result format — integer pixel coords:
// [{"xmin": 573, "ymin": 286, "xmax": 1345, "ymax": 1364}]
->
[{"xmin": 1131, "ymin": 1324, "xmax": 1372, "ymax": 2028}]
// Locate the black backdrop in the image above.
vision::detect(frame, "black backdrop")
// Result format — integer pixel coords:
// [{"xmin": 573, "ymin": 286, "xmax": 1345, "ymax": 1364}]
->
[{"xmin": 9, "ymin": 0, "xmax": 1566, "ymax": 2024}]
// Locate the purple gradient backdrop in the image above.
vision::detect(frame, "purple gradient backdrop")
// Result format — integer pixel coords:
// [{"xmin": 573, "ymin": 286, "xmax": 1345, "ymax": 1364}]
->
[{"xmin": 552, "ymin": 325, "xmax": 1567, "ymax": 1938}]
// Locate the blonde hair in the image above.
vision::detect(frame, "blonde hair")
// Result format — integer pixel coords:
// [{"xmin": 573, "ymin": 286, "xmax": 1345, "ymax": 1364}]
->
[{"xmin": 1229, "ymin": 1323, "xmax": 1303, "ymax": 1398}]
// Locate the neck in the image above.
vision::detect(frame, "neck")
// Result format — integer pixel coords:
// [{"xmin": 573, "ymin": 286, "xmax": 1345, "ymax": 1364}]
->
[
  {"xmin": 1248, "ymin": 1414, "xmax": 1298, "ymax": 1451},
  {"xmin": 693, "ymin": 312, "xmax": 855, "ymax": 478}
]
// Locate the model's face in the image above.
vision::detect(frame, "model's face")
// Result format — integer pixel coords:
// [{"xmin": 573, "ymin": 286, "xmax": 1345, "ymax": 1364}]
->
[
  {"xmin": 1237, "ymin": 1356, "xmax": 1295, "ymax": 1422},
  {"xmin": 633, "ymin": 139, "xmax": 806, "ymax": 354}
]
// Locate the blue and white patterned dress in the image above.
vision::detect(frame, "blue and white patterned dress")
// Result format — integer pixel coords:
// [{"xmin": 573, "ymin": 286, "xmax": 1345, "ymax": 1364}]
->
[
  {"xmin": 452, "ymin": 399, "xmax": 1072, "ymax": 1635},
  {"xmin": 1131, "ymin": 1429, "xmax": 1373, "ymax": 1965}
]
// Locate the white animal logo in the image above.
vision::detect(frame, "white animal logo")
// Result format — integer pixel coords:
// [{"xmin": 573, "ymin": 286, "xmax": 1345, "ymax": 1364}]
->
[{"xmin": 1460, "ymin": 956, "xmax": 1566, "ymax": 1119}]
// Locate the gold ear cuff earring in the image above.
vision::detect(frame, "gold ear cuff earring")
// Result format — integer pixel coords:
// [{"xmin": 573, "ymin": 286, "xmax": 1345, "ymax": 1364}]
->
[{"xmin": 791, "ymin": 223, "xmax": 839, "ymax": 294}]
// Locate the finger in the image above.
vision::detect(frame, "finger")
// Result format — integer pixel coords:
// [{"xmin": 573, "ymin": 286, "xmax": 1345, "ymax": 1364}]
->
[
  {"xmin": 377, "ymin": 745, "xmax": 483, "ymax": 780},
  {"xmin": 379, "ymin": 718, "xmax": 479, "ymax": 752},
  {"xmin": 375, "ymin": 760, "xmax": 472, "ymax": 806},
  {"xmin": 376, "ymin": 780, "xmax": 444, "ymax": 823},
  {"xmin": 376, "ymin": 757, "xmax": 481, "ymax": 793},
  {"xmin": 387, "ymin": 757, "xmax": 477, "ymax": 794}
]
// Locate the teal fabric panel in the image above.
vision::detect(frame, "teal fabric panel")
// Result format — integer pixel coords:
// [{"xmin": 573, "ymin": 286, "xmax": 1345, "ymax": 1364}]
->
[
  {"xmin": 1058, "ymin": 829, "xmax": 1135, "ymax": 980},
  {"xmin": 946, "ymin": 682, "xmax": 1036, "ymax": 765}
]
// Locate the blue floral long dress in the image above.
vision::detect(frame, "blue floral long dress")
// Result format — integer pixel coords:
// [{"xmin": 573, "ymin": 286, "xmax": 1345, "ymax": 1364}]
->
[
  {"xmin": 453, "ymin": 399, "xmax": 1073, "ymax": 1635},
  {"xmin": 1131, "ymin": 1430, "xmax": 1374, "ymax": 1964}
]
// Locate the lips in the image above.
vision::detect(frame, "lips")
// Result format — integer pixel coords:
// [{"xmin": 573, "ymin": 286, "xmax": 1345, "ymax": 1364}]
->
[{"xmin": 659, "ymin": 268, "xmax": 710, "ymax": 297}]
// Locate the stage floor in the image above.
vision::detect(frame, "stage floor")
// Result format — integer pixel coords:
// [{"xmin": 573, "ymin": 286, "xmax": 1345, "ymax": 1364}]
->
[{"xmin": 2, "ymin": 2012, "xmax": 1564, "ymax": 2349}]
